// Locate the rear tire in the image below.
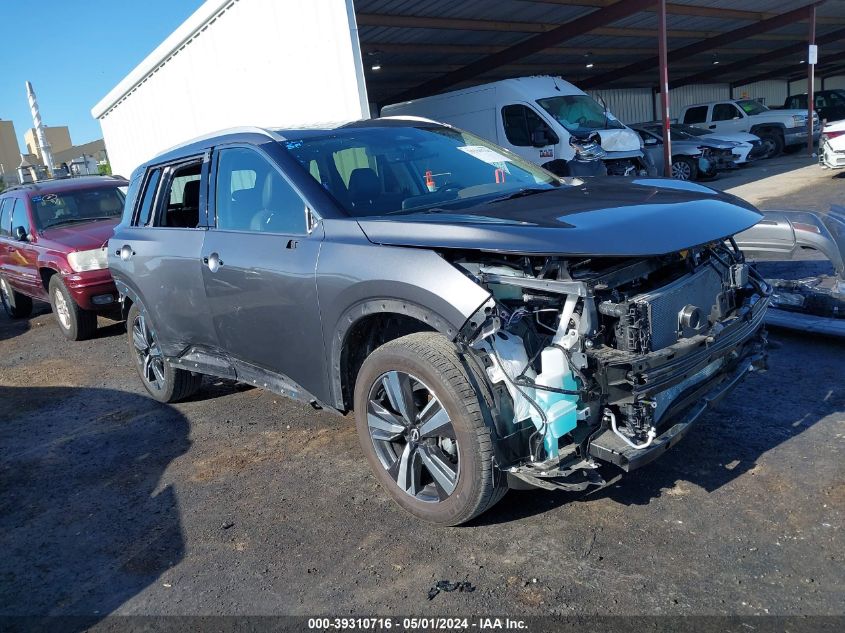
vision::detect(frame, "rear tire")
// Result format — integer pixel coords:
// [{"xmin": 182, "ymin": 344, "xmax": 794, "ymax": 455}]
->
[
  {"xmin": 0, "ymin": 276, "xmax": 33, "ymax": 319},
  {"xmin": 354, "ymin": 332, "xmax": 507, "ymax": 526},
  {"xmin": 127, "ymin": 303, "xmax": 202, "ymax": 403},
  {"xmin": 48, "ymin": 276, "xmax": 97, "ymax": 341}
]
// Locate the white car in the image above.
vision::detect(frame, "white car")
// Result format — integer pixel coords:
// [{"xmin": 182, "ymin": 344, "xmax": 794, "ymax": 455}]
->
[
  {"xmin": 672, "ymin": 124, "xmax": 766, "ymax": 164},
  {"xmin": 820, "ymin": 120, "xmax": 845, "ymax": 170}
]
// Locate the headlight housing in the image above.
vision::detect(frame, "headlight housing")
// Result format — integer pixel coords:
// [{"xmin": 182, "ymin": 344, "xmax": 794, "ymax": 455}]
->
[
  {"xmin": 67, "ymin": 248, "xmax": 108, "ymax": 272},
  {"xmin": 792, "ymin": 114, "xmax": 808, "ymax": 127}
]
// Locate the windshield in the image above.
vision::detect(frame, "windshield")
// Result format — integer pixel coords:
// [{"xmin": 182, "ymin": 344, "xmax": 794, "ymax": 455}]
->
[
  {"xmin": 671, "ymin": 123, "xmax": 708, "ymax": 137},
  {"xmin": 283, "ymin": 124, "xmax": 561, "ymax": 217},
  {"xmin": 536, "ymin": 95, "xmax": 624, "ymax": 133},
  {"xmin": 640, "ymin": 125, "xmax": 697, "ymax": 141},
  {"xmin": 737, "ymin": 100, "xmax": 769, "ymax": 116},
  {"xmin": 31, "ymin": 187, "xmax": 125, "ymax": 230}
]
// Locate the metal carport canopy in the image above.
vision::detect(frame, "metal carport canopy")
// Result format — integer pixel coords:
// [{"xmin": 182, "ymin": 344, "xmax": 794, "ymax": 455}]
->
[{"xmin": 353, "ymin": 0, "xmax": 845, "ymax": 105}]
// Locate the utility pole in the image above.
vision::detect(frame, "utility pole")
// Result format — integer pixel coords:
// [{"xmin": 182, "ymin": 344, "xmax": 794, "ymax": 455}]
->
[
  {"xmin": 658, "ymin": 0, "xmax": 671, "ymax": 176},
  {"xmin": 26, "ymin": 81, "xmax": 55, "ymax": 176},
  {"xmin": 807, "ymin": 5, "xmax": 817, "ymax": 156}
]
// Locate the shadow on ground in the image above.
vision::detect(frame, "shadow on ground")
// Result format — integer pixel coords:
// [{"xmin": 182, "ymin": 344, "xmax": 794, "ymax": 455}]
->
[
  {"xmin": 0, "ymin": 385, "xmax": 190, "ymax": 622},
  {"xmin": 476, "ymin": 332, "xmax": 845, "ymax": 525}
]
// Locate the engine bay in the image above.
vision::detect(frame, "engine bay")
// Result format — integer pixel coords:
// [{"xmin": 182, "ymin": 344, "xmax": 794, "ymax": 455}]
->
[{"xmin": 451, "ymin": 240, "xmax": 770, "ymax": 490}]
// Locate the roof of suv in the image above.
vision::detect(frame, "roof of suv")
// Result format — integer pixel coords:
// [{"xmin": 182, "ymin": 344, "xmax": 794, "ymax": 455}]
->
[{"xmin": 2, "ymin": 176, "xmax": 128, "ymax": 196}]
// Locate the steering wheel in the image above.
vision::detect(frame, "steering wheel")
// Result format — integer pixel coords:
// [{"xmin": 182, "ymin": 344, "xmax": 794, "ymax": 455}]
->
[
  {"xmin": 577, "ymin": 116, "xmax": 588, "ymax": 125},
  {"xmin": 436, "ymin": 181, "xmax": 463, "ymax": 197}
]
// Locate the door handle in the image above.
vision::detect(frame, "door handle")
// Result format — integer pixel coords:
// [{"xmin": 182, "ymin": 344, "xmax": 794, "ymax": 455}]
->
[
  {"xmin": 117, "ymin": 245, "xmax": 134, "ymax": 261},
  {"xmin": 204, "ymin": 252, "xmax": 223, "ymax": 272}
]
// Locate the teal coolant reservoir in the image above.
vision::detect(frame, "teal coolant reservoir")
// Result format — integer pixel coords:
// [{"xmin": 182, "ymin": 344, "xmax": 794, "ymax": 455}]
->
[{"xmin": 530, "ymin": 346, "xmax": 580, "ymax": 458}]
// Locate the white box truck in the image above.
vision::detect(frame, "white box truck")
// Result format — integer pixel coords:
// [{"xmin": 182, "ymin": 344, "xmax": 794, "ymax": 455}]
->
[
  {"xmin": 91, "ymin": 0, "xmax": 369, "ymax": 178},
  {"xmin": 382, "ymin": 76, "xmax": 653, "ymax": 177}
]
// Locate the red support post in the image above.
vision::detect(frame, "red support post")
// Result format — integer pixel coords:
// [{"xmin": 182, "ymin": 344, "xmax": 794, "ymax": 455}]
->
[
  {"xmin": 658, "ymin": 0, "xmax": 671, "ymax": 177},
  {"xmin": 808, "ymin": 5, "xmax": 817, "ymax": 156}
]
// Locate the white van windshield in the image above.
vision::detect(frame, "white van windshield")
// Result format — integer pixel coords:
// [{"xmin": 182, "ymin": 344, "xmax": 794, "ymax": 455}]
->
[{"xmin": 537, "ymin": 95, "xmax": 624, "ymax": 133}]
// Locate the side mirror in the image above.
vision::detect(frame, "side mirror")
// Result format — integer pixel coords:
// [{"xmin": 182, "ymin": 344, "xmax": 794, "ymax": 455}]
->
[
  {"xmin": 14, "ymin": 226, "xmax": 28, "ymax": 241},
  {"xmin": 531, "ymin": 129, "xmax": 550, "ymax": 147},
  {"xmin": 304, "ymin": 206, "xmax": 319, "ymax": 234}
]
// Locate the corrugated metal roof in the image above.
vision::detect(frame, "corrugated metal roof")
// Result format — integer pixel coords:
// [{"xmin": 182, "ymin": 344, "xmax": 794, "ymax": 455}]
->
[{"xmin": 354, "ymin": 0, "xmax": 845, "ymax": 104}]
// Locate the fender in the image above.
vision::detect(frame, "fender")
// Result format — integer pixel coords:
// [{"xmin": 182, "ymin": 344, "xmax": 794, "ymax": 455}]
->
[
  {"xmin": 328, "ymin": 298, "xmax": 461, "ymax": 409},
  {"xmin": 749, "ymin": 122, "xmax": 786, "ymax": 136}
]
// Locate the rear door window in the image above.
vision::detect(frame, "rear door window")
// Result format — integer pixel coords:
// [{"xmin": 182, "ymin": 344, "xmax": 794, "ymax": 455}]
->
[
  {"xmin": 683, "ymin": 106, "xmax": 709, "ymax": 124},
  {"xmin": 154, "ymin": 160, "xmax": 203, "ymax": 228}
]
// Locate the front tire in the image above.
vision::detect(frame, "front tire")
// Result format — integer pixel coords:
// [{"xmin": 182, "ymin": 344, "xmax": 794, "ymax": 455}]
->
[
  {"xmin": 354, "ymin": 332, "xmax": 507, "ymax": 526},
  {"xmin": 671, "ymin": 156, "xmax": 697, "ymax": 181},
  {"xmin": 0, "ymin": 276, "xmax": 33, "ymax": 319},
  {"xmin": 127, "ymin": 303, "xmax": 202, "ymax": 403},
  {"xmin": 759, "ymin": 132, "xmax": 784, "ymax": 158},
  {"xmin": 48, "ymin": 275, "xmax": 97, "ymax": 340}
]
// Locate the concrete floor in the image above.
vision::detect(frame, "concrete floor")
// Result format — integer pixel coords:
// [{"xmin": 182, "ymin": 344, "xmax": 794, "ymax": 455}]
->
[{"xmin": 1, "ymin": 164, "xmax": 843, "ymax": 622}]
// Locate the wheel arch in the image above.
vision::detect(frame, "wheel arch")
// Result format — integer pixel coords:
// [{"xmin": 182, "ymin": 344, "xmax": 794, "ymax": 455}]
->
[
  {"xmin": 331, "ymin": 299, "xmax": 471, "ymax": 412},
  {"xmin": 749, "ymin": 122, "xmax": 785, "ymax": 137}
]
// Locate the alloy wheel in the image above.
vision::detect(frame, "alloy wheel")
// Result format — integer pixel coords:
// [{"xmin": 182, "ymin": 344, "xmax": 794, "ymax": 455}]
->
[
  {"xmin": 366, "ymin": 371, "xmax": 460, "ymax": 503},
  {"xmin": 53, "ymin": 289, "xmax": 71, "ymax": 330},
  {"xmin": 132, "ymin": 313, "xmax": 166, "ymax": 391},
  {"xmin": 671, "ymin": 160, "xmax": 692, "ymax": 180}
]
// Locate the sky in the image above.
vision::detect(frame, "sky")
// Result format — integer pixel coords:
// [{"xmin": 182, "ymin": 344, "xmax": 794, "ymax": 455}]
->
[{"xmin": 0, "ymin": 0, "xmax": 205, "ymax": 153}]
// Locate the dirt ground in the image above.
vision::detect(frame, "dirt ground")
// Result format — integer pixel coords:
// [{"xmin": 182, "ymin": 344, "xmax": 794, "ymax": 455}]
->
[{"xmin": 1, "ymin": 169, "xmax": 843, "ymax": 623}]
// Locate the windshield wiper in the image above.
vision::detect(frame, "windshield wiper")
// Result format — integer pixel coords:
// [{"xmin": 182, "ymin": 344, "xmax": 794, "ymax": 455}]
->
[
  {"xmin": 43, "ymin": 216, "xmax": 117, "ymax": 229},
  {"xmin": 488, "ymin": 187, "xmax": 553, "ymax": 204}
]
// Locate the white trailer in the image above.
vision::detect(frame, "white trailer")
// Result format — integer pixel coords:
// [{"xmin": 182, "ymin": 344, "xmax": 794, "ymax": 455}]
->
[{"xmin": 91, "ymin": 0, "xmax": 369, "ymax": 178}]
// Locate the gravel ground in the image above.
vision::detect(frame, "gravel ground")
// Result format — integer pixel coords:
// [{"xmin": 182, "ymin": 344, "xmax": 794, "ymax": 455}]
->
[{"xmin": 1, "ymin": 173, "xmax": 843, "ymax": 622}]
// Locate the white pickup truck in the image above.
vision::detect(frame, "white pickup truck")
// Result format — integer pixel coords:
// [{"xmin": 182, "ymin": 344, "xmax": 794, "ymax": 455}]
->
[{"xmin": 679, "ymin": 99, "xmax": 819, "ymax": 157}]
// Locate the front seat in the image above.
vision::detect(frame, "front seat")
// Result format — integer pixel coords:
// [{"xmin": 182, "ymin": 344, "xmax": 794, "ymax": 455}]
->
[{"xmin": 347, "ymin": 168, "xmax": 381, "ymax": 212}]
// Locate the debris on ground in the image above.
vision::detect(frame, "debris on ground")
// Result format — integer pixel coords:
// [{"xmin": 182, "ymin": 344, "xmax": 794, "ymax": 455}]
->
[
  {"xmin": 427, "ymin": 580, "xmax": 476, "ymax": 600},
  {"xmin": 221, "ymin": 522, "xmax": 235, "ymax": 530}
]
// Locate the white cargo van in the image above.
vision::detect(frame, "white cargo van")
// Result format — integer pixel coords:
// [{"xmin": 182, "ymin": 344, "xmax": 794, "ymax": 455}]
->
[{"xmin": 382, "ymin": 76, "xmax": 651, "ymax": 176}]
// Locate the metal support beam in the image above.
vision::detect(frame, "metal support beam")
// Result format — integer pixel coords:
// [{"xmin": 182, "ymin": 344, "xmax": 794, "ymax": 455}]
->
[
  {"xmin": 675, "ymin": 24, "xmax": 845, "ymax": 89},
  {"xmin": 658, "ymin": 0, "xmax": 671, "ymax": 178},
  {"xmin": 581, "ymin": 3, "xmax": 820, "ymax": 89},
  {"xmin": 385, "ymin": 0, "xmax": 655, "ymax": 103},
  {"xmin": 808, "ymin": 6, "xmax": 817, "ymax": 154}
]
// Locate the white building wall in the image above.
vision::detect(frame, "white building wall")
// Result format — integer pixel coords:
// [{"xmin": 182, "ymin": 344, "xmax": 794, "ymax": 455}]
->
[
  {"xmin": 823, "ymin": 75, "xmax": 845, "ymax": 90},
  {"xmin": 661, "ymin": 84, "xmax": 731, "ymax": 120},
  {"xmin": 789, "ymin": 77, "xmax": 822, "ymax": 95},
  {"xmin": 92, "ymin": 0, "xmax": 369, "ymax": 177},
  {"xmin": 585, "ymin": 88, "xmax": 653, "ymax": 124},
  {"xmin": 732, "ymin": 80, "xmax": 788, "ymax": 107}
]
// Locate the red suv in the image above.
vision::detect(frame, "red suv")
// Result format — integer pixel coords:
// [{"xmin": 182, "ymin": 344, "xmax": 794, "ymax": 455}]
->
[{"xmin": 0, "ymin": 175, "xmax": 128, "ymax": 340}]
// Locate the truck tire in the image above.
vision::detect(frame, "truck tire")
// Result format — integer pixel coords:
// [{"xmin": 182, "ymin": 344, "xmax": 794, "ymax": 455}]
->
[
  {"xmin": 127, "ymin": 303, "xmax": 202, "ymax": 403},
  {"xmin": 671, "ymin": 156, "xmax": 698, "ymax": 181},
  {"xmin": 48, "ymin": 275, "xmax": 97, "ymax": 341},
  {"xmin": 0, "ymin": 275, "xmax": 33, "ymax": 319},
  {"xmin": 354, "ymin": 332, "xmax": 507, "ymax": 526},
  {"xmin": 759, "ymin": 131, "xmax": 784, "ymax": 158}
]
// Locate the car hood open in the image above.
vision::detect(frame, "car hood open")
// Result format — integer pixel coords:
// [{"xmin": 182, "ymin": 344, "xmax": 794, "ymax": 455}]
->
[{"xmin": 356, "ymin": 178, "xmax": 763, "ymax": 257}]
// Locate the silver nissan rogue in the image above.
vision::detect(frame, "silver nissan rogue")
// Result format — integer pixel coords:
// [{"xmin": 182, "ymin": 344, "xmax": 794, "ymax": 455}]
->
[{"xmin": 110, "ymin": 118, "xmax": 769, "ymax": 525}]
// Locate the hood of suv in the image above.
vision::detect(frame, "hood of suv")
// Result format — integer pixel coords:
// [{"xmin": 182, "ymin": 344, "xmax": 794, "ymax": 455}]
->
[
  {"xmin": 39, "ymin": 218, "xmax": 119, "ymax": 251},
  {"xmin": 357, "ymin": 178, "xmax": 763, "ymax": 256}
]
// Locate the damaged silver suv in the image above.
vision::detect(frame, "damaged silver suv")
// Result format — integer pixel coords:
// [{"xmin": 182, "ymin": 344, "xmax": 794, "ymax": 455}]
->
[{"xmin": 110, "ymin": 118, "xmax": 769, "ymax": 525}]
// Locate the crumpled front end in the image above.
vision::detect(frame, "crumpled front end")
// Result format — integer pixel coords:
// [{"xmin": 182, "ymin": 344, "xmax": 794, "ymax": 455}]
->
[{"xmin": 452, "ymin": 240, "xmax": 770, "ymax": 491}]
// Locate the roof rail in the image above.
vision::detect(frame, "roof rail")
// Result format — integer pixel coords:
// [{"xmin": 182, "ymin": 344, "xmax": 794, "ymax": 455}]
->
[{"xmin": 153, "ymin": 126, "xmax": 285, "ymax": 160}]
